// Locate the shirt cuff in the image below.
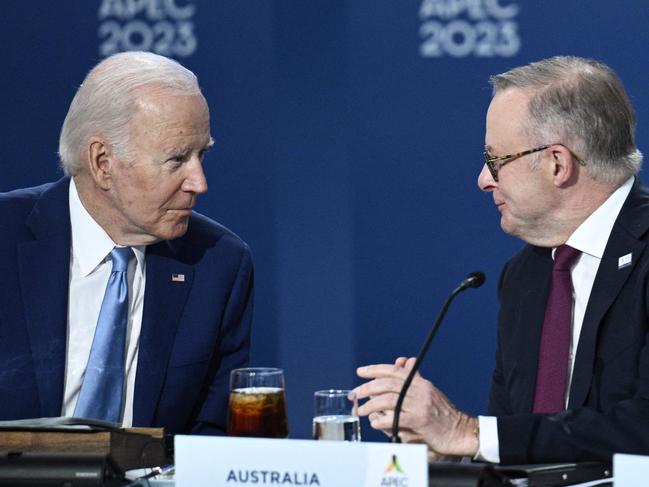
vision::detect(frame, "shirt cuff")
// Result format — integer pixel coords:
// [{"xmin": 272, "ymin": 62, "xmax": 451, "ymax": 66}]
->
[{"xmin": 473, "ymin": 415, "xmax": 500, "ymax": 463}]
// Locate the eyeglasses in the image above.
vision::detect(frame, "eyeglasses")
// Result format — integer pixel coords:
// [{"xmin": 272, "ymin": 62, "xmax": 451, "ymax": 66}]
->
[{"xmin": 483, "ymin": 144, "xmax": 586, "ymax": 182}]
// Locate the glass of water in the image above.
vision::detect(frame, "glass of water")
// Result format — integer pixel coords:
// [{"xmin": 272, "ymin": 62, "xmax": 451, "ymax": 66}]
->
[{"xmin": 312, "ymin": 389, "xmax": 361, "ymax": 441}]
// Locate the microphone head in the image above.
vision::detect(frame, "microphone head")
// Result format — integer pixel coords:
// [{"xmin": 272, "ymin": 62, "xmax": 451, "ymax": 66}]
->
[{"xmin": 465, "ymin": 271, "xmax": 486, "ymax": 288}]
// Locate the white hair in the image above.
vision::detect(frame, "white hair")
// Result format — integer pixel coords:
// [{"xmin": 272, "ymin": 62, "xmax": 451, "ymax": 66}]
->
[
  {"xmin": 58, "ymin": 51, "xmax": 202, "ymax": 176},
  {"xmin": 490, "ymin": 56, "xmax": 642, "ymax": 185}
]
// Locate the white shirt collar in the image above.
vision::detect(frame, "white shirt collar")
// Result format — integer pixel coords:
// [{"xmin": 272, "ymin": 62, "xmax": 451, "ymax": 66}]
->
[
  {"xmin": 565, "ymin": 176, "xmax": 634, "ymax": 259},
  {"xmin": 69, "ymin": 179, "xmax": 146, "ymax": 276}
]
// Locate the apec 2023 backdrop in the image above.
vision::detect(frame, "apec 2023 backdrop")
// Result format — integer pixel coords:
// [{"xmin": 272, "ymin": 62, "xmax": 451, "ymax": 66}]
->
[{"xmin": 2, "ymin": 0, "xmax": 649, "ymax": 440}]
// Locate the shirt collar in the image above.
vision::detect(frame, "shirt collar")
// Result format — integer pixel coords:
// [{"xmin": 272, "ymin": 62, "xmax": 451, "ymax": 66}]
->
[
  {"xmin": 564, "ymin": 176, "xmax": 634, "ymax": 259},
  {"xmin": 69, "ymin": 179, "xmax": 146, "ymax": 276}
]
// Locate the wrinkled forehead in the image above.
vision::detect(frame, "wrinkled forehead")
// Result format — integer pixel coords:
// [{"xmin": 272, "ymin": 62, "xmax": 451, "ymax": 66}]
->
[
  {"xmin": 126, "ymin": 92, "xmax": 210, "ymax": 140},
  {"xmin": 126, "ymin": 91, "xmax": 212, "ymax": 151}
]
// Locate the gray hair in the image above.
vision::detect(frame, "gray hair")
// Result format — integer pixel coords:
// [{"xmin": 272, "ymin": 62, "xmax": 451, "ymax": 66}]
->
[
  {"xmin": 58, "ymin": 51, "xmax": 202, "ymax": 176},
  {"xmin": 490, "ymin": 56, "xmax": 642, "ymax": 185}
]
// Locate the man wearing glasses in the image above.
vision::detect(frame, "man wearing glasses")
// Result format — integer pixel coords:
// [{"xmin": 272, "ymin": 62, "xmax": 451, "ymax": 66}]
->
[{"xmin": 354, "ymin": 56, "xmax": 649, "ymax": 464}]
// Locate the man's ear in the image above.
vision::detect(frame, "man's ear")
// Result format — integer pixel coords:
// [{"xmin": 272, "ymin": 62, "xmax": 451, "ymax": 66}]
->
[
  {"xmin": 548, "ymin": 144, "xmax": 578, "ymax": 188},
  {"xmin": 86, "ymin": 137, "xmax": 114, "ymax": 190}
]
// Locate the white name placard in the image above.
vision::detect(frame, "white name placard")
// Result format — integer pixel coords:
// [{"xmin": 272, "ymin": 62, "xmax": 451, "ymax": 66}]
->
[
  {"xmin": 614, "ymin": 453, "xmax": 649, "ymax": 486},
  {"xmin": 175, "ymin": 436, "xmax": 427, "ymax": 487}
]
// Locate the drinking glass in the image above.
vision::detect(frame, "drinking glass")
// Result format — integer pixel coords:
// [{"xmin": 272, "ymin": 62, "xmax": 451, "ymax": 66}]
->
[
  {"xmin": 312, "ymin": 389, "xmax": 361, "ymax": 441},
  {"xmin": 227, "ymin": 367, "xmax": 289, "ymax": 438}
]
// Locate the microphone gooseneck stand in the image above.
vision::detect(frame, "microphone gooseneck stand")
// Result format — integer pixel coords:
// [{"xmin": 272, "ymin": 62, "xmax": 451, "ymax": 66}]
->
[{"xmin": 390, "ymin": 271, "xmax": 485, "ymax": 443}]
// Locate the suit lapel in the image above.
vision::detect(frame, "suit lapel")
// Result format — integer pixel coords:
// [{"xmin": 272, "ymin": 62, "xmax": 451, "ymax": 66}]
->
[
  {"xmin": 516, "ymin": 247, "xmax": 553, "ymax": 412},
  {"xmin": 18, "ymin": 178, "xmax": 71, "ymax": 417},
  {"xmin": 133, "ymin": 242, "xmax": 194, "ymax": 426},
  {"xmin": 568, "ymin": 181, "xmax": 649, "ymax": 408}
]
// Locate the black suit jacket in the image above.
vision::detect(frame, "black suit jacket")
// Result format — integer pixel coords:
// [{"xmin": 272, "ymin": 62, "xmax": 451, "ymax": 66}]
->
[
  {"xmin": 0, "ymin": 177, "xmax": 254, "ymax": 435},
  {"xmin": 489, "ymin": 179, "xmax": 649, "ymax": 464}
]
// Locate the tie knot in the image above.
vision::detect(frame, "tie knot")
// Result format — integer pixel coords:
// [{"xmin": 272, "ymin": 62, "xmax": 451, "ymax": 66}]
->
[
  {"xmin": 110, "ymin": 247, "xmax": 133, "ymax": 273},
  {"xmin": 553, "ymin": 244, "xmax": 580, "ymax": 271}
]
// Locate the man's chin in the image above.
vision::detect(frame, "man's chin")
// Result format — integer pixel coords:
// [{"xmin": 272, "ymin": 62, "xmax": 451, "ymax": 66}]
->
[
  {"xmin": 165, "ymin": 220, "xmax": 190, "ymax": 241},
  {"xmin": 134, "ymin": 217, "xmax": 191, "ymax": 244},
  {"xmin": 500, "ymin": 219, "xmax": 535, "ymax": 244},
  {"xmin": 499, "ymin": 216, "xmax": 519, "ymax": 238}
]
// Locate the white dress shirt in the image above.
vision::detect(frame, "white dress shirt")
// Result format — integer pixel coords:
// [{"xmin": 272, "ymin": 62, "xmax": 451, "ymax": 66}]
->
[
  {"xmin": 61, "ymin": 179, "xmax": 146, "ymax": 426},
  {"xmin": 477, "ymin": 176, "xmax": 635, "ymax": 463}
]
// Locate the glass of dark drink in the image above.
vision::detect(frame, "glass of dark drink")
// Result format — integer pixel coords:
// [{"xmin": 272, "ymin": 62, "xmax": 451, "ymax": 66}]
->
[{"xmin": 227, "ymin": 367, "xmax": 289, "ymax": 438}]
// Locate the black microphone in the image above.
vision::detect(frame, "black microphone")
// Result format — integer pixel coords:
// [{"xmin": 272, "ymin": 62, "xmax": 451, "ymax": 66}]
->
[{"xmin": 390, "ymin": 271, "xmax": 486, "ymax": 443}]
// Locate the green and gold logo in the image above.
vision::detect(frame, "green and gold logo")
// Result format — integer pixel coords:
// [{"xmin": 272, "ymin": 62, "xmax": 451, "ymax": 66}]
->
[{"xmin": 381, "ymin": 455, "xmax": 408, "ymax": 486}]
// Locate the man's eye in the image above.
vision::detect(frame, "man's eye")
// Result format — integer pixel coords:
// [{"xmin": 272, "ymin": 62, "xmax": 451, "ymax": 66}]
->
[{"xmin": 168, "ymin": 155, "xmax": 186, "ymax": 165}]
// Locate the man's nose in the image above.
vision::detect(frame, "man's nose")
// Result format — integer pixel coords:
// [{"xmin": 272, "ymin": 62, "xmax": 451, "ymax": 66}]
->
[
  {"xmin": 477, "ymin": 164, "xmax": 496, "ymax": 192},
  {"xmin": 183, "ymin": 160, "xmax": 208, "ymax": 195}
]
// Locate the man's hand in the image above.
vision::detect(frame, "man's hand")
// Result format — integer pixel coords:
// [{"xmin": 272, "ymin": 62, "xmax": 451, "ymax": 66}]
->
[{"xmin": 352, "ymin": 357, "xmax": 479, "ymax": 458}]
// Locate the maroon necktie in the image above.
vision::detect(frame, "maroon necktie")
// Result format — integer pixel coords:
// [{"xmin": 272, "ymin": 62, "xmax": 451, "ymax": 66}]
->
[{"xmin": 533, "ymin": 244, "xmax": 581, "ymax": 413}]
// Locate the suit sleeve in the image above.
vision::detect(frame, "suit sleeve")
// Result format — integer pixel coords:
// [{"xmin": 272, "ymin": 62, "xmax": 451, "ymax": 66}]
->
[
  {"xmin": 190, "ymin": 242, "xmax": 254, "ymax": 435},
  {"xmin": 497, "ymin": 391, "xmax": 649, "ymax": 464}
]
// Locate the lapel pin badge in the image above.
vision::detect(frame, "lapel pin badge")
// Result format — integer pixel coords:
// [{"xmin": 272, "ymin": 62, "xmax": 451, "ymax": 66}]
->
[
  {"xmin": 171, "ymin": 273, "xmax": 185, "ymax": 282},
  {"xmin": 618, "ymin": 253, "xmax": 632, "ymax": 270}
]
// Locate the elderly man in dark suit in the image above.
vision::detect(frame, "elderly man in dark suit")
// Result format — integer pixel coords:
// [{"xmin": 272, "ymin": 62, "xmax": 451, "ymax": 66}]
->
[
  {"xmin": 0, "ymin": 51, "xmax": 253, "ymax": 435},
  {"xmin": 353, "ymin": 56, "xmax": 649, "ymax": 464}
]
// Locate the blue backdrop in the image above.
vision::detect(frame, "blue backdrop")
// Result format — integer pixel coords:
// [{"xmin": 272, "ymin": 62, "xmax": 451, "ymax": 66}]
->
[{"xmin": 2, "ymin": 1, "xmax": 649, "ymax": 441}]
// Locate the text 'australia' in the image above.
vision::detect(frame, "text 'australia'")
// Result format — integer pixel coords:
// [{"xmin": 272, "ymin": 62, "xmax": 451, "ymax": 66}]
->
[{"xmin": 226, "ymin": 470, "xmax": 320, "ymax": 485}]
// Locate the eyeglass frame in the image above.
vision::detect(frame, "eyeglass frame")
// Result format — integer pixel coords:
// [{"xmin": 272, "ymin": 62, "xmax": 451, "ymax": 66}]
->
[{"xmin": 483, "ymin": 144, "xmax": 586, "ymax": 182}]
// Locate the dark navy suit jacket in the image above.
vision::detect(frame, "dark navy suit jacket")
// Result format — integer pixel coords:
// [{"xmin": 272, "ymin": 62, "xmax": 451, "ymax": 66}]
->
[
  {"xmin": 489, "ymin": 179, "xmax": 649, "ymax": 463},
  {"xmin": 0, "ymin": 177, "xmax": 253, "ymax": 435}
]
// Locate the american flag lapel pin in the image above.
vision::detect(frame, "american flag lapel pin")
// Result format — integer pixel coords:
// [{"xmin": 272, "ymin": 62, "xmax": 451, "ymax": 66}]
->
[
  {"xmin": 171, "ymin": 273, "xmax": 185, "ymax": 282},
  {"xmin": 618, "ymin": 253, "xmax": 632, "ymax": 270}
]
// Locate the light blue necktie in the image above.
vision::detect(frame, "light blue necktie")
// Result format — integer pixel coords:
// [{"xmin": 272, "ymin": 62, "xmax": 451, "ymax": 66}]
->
[{"xmin": 74, "ymin": 246, "xmax": 132, "ymax": 423}]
